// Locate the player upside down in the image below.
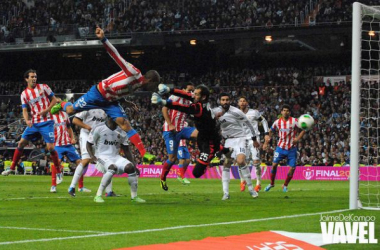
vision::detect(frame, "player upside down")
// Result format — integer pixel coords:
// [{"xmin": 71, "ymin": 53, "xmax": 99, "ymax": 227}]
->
[{"xmin": 50, "ymin": 26, "xmax": 159, "ymax": 163}]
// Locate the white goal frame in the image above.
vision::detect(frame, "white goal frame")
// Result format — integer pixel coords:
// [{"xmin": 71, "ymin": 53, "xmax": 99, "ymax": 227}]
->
[{"xmin": 350, "ymin": 2, "xmax": 380, "ymax": 210}]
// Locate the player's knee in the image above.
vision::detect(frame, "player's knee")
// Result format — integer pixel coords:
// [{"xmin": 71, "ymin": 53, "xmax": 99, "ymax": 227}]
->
[
  {"xmin": 193, "ymin": 162, "xmax": 207, "ymax": 178},
  {"xmin": 124, "ymin": 163, "xmax": 135, "ymax": 174},
  {"xmin": 108, "ymin": 164, "xmax": 117, "ymax": 172},
  {"xmin": 46, "ymin": 144, "xmax": 55, "ymax": 151},
  {"xmin": 66, "ymin": 106, "xmax": 75, "ymax": 115},
  {"xmin": 81, "ymin": 158, "xmax": 91, "ymax": 167},
  {"xmin": 168, "ymin": 154, "xmax": 177, "ymax": 162},
  {"xmin": 18, "ymin": 139, "xmax": 28, "ymax": 148}
]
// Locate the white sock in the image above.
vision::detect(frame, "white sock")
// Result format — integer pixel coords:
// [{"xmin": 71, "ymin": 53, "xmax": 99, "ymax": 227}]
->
[
  {"xmin": 128, "ymin": 172, "xmax": 138, "ymax": 198},
  {"xmin": 240, "ymin": 165, "xmax": 254, "ymax": 192},
  {"xmin": 105, "ymin": 180, "xmax": 113, "ymax": 193},
  {"xmin": 238, "ymin": 167, "xmax": 244, "ymax": 183},
  {"xmin": 222, "ymin": 167, "xmax": 230, "ymax": 195},
  {"xmin": 96, "ymin": 170, "xmax": 114, "ymax": 196},
  {"xmin": 70, "ymin": 163, "xmax": 83, "ymax": 188},
  {"xmin": 254, "ymin": 163, "xmax": 262, "ymax": 185}
]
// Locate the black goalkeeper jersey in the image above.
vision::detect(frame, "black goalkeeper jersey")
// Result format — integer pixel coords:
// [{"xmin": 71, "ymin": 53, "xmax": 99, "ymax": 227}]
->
[{"xmin": 165, "ymin": 89, "xmax": 220, "ymax": 141}]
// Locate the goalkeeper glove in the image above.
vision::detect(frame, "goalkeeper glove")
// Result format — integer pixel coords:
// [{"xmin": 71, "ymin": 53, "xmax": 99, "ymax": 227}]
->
[
  {"xmin": 158, "ymin": 84, "xmax": 170, "ymax": 95},
  {"xmin": 151, "ymin": 92, "xmax": 167, "ymax": 105}
]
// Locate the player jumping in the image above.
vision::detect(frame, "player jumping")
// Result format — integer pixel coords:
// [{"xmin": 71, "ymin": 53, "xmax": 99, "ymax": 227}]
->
[{"xmin": 50, "ymin": 26, "xmax": 159, "ymax": 163}]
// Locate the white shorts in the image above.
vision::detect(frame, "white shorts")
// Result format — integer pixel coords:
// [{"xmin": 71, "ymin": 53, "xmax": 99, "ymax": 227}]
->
[
  {"xmin": 79, "ymin": 130, "xmax": 92, "ymax": 160},
  {"xmin": 95, "ymin": 155, "xmax": 131, "ymax": 175},
  {"xmin": 224, "ymin": 137, "xmax": 250, "ymax": 159},
  {"xmin": 247, "ymin": 138, "xmax": 260, "ymax": 161}
]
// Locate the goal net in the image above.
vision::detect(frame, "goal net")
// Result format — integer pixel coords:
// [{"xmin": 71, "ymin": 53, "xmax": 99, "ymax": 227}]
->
[{"xmin": 351, "ymin": 2, "xmax": 380, "ymax": 210}]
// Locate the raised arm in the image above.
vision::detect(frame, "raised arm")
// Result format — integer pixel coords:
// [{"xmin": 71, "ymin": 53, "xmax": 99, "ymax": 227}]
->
[
  {"xmin": 166, "ymin": 101, "xmax": 202, "ymax": 116},
  {"xmin": 95, "ymin": 26, "xmax": 143, "ymax": 81},
  {"xmin": 169, "ymin": 88, "xmax": 194, "ymax": 102}
]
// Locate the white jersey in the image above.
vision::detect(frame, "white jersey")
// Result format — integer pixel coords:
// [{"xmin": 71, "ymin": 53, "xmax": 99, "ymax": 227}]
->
[
  {"xmin": 213, "ymin": 106, "xmax": 256, "ymax": 139},
  {"xmin": 244, "ymin": 109, "xmax": 269, "ymax": 136},
  {"xmin": 88, "ymin": 124, "xmax": 129, "ymax": 157},
  {"xmin": 75, "ymin": 109, "xmax": 107, "ymax": 134}
]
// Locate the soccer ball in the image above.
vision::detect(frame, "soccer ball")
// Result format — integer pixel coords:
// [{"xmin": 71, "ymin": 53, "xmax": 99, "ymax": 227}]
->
[{"xmin": 297, "ymin": 114, "xmax": 315, "ymax": 131}]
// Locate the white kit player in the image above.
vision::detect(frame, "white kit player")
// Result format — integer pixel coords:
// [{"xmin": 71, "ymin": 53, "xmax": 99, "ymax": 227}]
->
[
  {"xmin": 88, "ymin": 116, "xmax": 145, "ymax": 203},
  {"xmin": 213, "ymin": 93, "xmax": 259, "ymax": 200},
  {"xmin": 238, "ymin": 96, "xmax": 270, "ymax": 192},
  {"xmin": 68, "ymin": 109, "xmax": 107, "ymax": 197}
]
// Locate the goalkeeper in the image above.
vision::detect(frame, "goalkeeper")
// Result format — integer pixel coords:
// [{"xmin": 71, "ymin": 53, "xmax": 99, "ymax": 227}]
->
[{"xmin": 151, "ymin": 84, "xmax": 231, "ymax": 178}]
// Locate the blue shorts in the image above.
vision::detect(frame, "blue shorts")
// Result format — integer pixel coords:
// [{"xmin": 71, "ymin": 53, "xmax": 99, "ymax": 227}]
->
[
  {"xmin": 22, "ymin": 120, "xmax": 55, "ymax": 144},
  {"xmin": 55, "ymin": 145, "xmax": 81, "ymax": 162},
  {"xmin": 73, "ymin": 85, "xmax": 127, "ymax": 120},
  {"xmin": 177, "ymin": 146, "xmax": 190, "ymax": 160},
  {"xmin": 163, "ymin": 127, "xmax": 196, "ymax": 155},
  {"xmin": 273, "ymin": 146, "xmax": 297, "ymax": 168}
]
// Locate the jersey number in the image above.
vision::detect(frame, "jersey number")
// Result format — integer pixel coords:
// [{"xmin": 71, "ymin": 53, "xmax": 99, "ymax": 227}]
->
[
  {"xmin": 75, "ymin": 97, "xmax": 87, "ymax": 108},
  {"xmin": 200, "ymin": 153, "xmax": 209, "ymax": 162}
]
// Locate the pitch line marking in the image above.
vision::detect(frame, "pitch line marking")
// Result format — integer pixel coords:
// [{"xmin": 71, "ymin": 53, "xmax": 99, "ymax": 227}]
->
[
  {"xmin": 0, "ymin": 208, "xmax": 350, "ymax": 245},
  {"xmin": 0, "ymin": 226, "xmax": 111, "ymax": 234}
]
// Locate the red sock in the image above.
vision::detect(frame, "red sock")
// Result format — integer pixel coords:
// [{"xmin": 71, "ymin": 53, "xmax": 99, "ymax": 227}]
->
[
  {"xmin": 49, "ymin": 150, "xmax": 60, "ymax": 169},
  {"xmin": 179, "ymin": 165, "xmax": 188, "ymax": 178},
  {"xmin": 11, "ymin": 148, "xmax": 24, "ymax": 170},
  {"xmin": 129, "ymin": 133, "xmax": 146, "ymax": 157},
  {"xmin": 79, "ymin": 175, "xmax": 84, "ymax": 189},
  {"xmin": 51, "ymin": 164, "xmax": 57, "ymax": 186},
  {"xmin": 56, "ymin": 165, "xmax": 62, "ymax": 174},
  {"xmin": 270, "ymin": 167, "xmax": 277, "ymax": 186},
  {"xmin": 60, "ymin": 101, "xmax": 67, "ymax": 108},
  {"xmin": 284, "ymin": 175, "xmax": 293, "ymax": 186},
  {"xmin": 160, "ymin": 160, "xmax": 174, "ymax": 181}
]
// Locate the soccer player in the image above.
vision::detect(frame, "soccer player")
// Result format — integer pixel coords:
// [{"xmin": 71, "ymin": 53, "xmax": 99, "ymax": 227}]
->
[
  {"xmin": 50, "ymin": 26, "xmax": 159, "ymax": 163},
  {"xmin": 263, "ymin": 104, "xmax": 306, "ymax": 192},
  {"xmin": 213, "ymin": 93, "xmax": 259, "ymax": 200},
  {"xmin": 238, "ymin": 96, "xmax": 270, "ymax": 192},
  {"xmin": 152, "ymin": 84, "xmax": 231, "ymax": 178},
  {"xmin": 88, "ymin": 117, "xmax": 145, "ymax": 203},
  {"xmin": 160, "ymin": 83, "xmax": 197, "ymax": 190},
  {"xmin": 2, "ymin": 70, "xmax": 61, "ymax": 186},
  {"xmin": 51, "ymin": 110, "xmax": 81, "ymax": 193},
  {"xmin": 68, "ymin": 109, "xmax": 107, "ymax": 197}
]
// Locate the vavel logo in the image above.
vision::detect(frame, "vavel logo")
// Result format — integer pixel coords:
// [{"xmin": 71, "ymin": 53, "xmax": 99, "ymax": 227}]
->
[{"xmin": 320, "ymin": 214, "xmax": 377, "ymax": 244}]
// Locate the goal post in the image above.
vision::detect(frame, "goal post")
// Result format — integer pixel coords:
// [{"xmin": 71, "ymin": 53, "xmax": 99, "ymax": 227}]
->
[{"xmin": 350, "ymin": 2, "xmax": 380, "ymax": 210}]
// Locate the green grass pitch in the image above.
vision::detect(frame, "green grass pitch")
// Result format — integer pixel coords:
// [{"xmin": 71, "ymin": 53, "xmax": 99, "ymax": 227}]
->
[{"xmin": 0, "ymin": 176, "xmax": 379, "ymax": 250}]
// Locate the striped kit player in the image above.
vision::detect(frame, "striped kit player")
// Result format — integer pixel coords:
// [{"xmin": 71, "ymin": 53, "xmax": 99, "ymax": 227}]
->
[{"xmin": 263, "ymin": 104, "xmax": 306, "ymax": 193}]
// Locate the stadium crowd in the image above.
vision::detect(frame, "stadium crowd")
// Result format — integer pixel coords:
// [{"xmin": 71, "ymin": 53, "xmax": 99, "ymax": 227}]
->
[
  {"xmin": 1, "ymin": 0, "xmax": 356, "ymax": 42},
  {"xmin": 0, "ymin": 63, "xmax": 371, "ymax": 174}
]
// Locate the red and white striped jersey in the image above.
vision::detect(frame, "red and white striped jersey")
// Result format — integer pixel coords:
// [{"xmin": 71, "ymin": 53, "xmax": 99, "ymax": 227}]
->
[
  {"xmin": 53, "ymin": 111, "xmax": 71, "ymax": 146},
  {"xmin": 179, "ymin": 139, "xmax": 187, "ymax": 147},
  {"xmin": 21, "ymin": 84, "xmax": 54, "ymax": 124},
  {"xmin": 97, "ymin": 38, "xmax": 144, "ymax": 101},
  {"xmin": 163, "ymin": 95, "xmax": 191, "ymax": 132},
  {"xmin": 271, "ymin": 117, "xmax": 299, "ymax": 150}
]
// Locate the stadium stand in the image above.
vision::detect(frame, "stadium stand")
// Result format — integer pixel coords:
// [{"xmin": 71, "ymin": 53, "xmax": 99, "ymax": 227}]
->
[
  {"xmin": 0, "ymin": 64, "xmax": 357, "ymax": 170},
  {"xmin": 1, "ymin": 0, "xmax": 354, "ymax": 43}
]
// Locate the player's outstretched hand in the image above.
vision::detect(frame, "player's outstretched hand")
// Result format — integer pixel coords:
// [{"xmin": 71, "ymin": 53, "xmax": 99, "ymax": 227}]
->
[
  {"xmin": 158, "ymin": 84, "xmax": 170, "ymax": 95},
  {"xmin": 151, "ymin": 93, "xmax": 167, "ymax": 105},
  {"xmin": 95, "ymin": 25, "xmax": 105, "ymax": 40}
]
